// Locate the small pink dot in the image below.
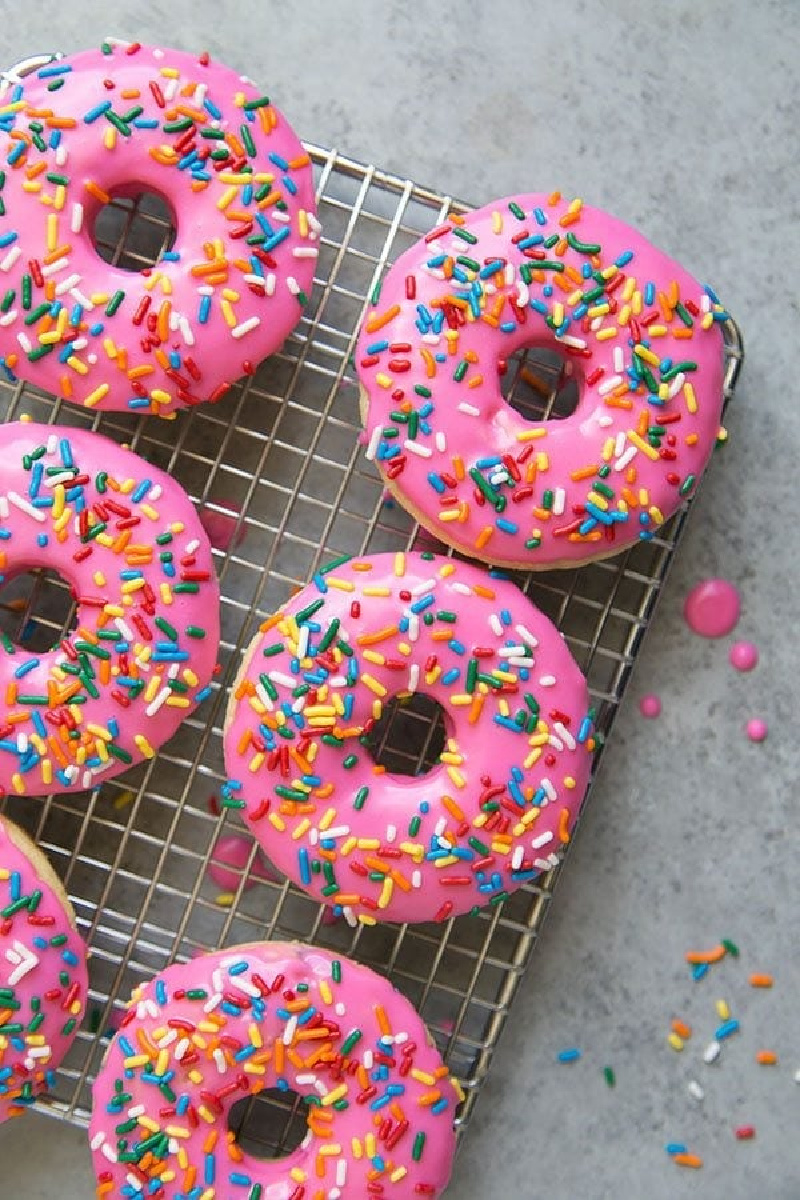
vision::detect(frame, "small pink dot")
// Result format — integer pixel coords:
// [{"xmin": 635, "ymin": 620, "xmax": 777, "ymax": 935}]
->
[
  {"xmin": 730, "ymin": 642, "xmax": 759, "ymax": 672},
  {"xmin": 639, "ymin": 694, "xmax": 662, "ymax": 719},
  {"xmin": 746, "ymin": 719, "xmax": 768, "ymax": 743}
]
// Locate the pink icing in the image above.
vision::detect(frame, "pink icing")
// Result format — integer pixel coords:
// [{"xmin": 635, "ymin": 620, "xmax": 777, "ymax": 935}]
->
[
  {"xmin": 746, "ymin": 719, "xmax": 768, "ymax": 743},
  {"xmin": 684, "ymin": 578, "xmax": 740, "ymax": 637},
  {"xmin": 729, "ymin": 641, "xmax": 758, "ymax": 672},
  {"xmin": 0, "ymin": 816, "xmax": 87, "ymax": 1121},
  {"xmin": 356, "ymin": 193, "xmax": 726, "ymax": 567},
  {"xmin": 207, "ymin": 832, "xmax": 274, "ymax": 892},
  {"xmin": 223, "ymin": 551, "xmax": 594, "ymax": 925},
  {"xmin": 0, "ymin": 43, "xmax": 319, "ymax": 415},
  {"xmin": 199, "ymin": 499, "xmax": 246, "ymax": 553},
  {"xmin": 0, "ymin": 421, "xmax": 219, "ymax": 795},
  {"xmin": 88, "ymin": 943, "xmax": 459, "ymax": 1198},
  {"xmin": 639, "ymin": 693, "xmax": 662, "ymax": 719}
]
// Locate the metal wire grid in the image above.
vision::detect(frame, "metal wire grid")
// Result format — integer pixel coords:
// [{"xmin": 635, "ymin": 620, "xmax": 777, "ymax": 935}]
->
[{"xmin": 0, "ymin": 134, "xmax": 743, "ymax": 1159}]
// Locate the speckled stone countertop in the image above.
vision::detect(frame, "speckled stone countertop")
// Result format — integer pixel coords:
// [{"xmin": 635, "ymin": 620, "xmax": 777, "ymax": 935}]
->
[{"xmin": 0, "ymin": 3, "xmax": 797, "ymax": 1197}]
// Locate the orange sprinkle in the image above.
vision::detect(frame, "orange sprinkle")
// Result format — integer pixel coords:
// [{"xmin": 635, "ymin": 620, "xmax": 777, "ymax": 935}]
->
[
  {"xmin": 749, "ymin": 973, "xmax": 773, "ymax": 988},
  {"xmin": 365, "ymin": 304, "xmax": 401, "ymax": 334},
  {"xmin": 84, "ymin": 180, "xmax": 110, "ymax": 204},
  {"xmin": 674, "ymin": 1154, "xmax": 703, "ymax": 1169},
  {"xmin": 671, "ymin": 1019, "xmax": 692, "ymax": 1040},
  {"xmin": 558, "ymin": 807, "xmax": 570, "ymax": 844},
  {"xmin": 755, "ymin": 1050, "xmax": 778, "ymax": 1065},
  {"xmin": 685, "ymin": 945, "xmax": 726, "ymax": 965}
]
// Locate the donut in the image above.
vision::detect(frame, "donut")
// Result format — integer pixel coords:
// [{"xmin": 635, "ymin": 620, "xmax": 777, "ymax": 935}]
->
[
  {"xmin": 0, "ymin": 42, "xmax": 319, "ymax": 415},
  {"xmin": 89, "ymin": 942, "xmax": 460, "ymax": 1199},
  {"xmin": 223, "ymin": 551, "xmax": 594, "ymax": 925},
  {"xmin": 0, "ymin": 813, "xmax": 87, "ymax": 1120},
  {"xmin": 0, "ymin": 421, "xmax": 219, "ymax": 796},
  {"xmin": 356, "ymin": 191, "xmax": 727, "ymax": 568}
]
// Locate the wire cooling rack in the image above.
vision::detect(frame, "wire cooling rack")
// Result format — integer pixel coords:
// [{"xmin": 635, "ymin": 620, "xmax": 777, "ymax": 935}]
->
[{"xmin": 0, "ymin": 61, "xmax": 744, "ymax": 1160}]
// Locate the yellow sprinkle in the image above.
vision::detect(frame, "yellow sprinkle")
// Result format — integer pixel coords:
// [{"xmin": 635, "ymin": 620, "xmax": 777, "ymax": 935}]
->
[
  {"xmin": 134, "ymin": 734, "xmax": 155, "ymax": 759},
  {"xmin": 715, "ymin": 999, "xmax": 730, "ymax": 1021},
  {"xmin": 627, "ymin": 431, "xmax": 660, "ymax": 460},
  {"xmin": 684, "ymin": 382, "xmax": 697, "ymax": 414},
  {"xmin": 667, "ymin": 1032, "xmax": 685, "ymax": 1052}
]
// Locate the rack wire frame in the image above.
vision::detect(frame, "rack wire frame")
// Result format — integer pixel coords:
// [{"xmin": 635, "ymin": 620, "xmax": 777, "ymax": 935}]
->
[{"xmin": 0, "ymin": 59, "xmax": 744, "ymax": 1159}]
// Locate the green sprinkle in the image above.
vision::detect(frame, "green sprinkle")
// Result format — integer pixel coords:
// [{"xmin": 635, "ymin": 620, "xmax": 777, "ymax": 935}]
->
[
  {"xmin": 105, "ymin": 111, "xmax": 132, "ymax": 137},
  {"xmin": 679, "ymin": 474, "xmax": 696, "ymax": 496},
  {"xmin": 452, "ymin": 227, "xmax": 478, "ymax": 245},
  {"xmin": 456, "ymin": 256, "xmax": 480, "ymax": 272},
  {"xmin": 27, "ymin": 344, "xmax": 55, "ymax": 362},
  {"xmin": 174, "ymin": 583, "xmax": 200, "ymax": 594},
  {"xmin": 593, "ymin": 482, "xmax": 615, "ymax": 500},
  {"xmin": 331, "ymin": 960, "xmax": 342, "ymax": 984},
  {"xmin": 542, "ymin": 488, "xmax": 554, "ymax": 511},
  {"xmin": 408, "ymin": 815, "xmax": 421, "ymax": 837},
  {"xmin": 603, "ymin": 1066, "xmax": 616, "ymax": 1087},
  {"xmin": 354, "ymin": 786, "xmax": 369, "ymax": 811},
  {"xmin": 1, "ymin": 289, "xmax": 14, "ymax": 312},
  {"xmin": 675, "ymin": 302, "xmax": 694, "ymax": 328},
  {"xmin": 320, "ymin": 553, "xmax": 351, "ymax": 574},
  {"xmin": 342, "ymin": 754, "xmax": 358, "ymax": 769},
  {"xmin": 317, "ymin": 618, "xmax": 340, "ymax": 652},
  {"xmin": 524, "ymin": 536, "xmax": 541, "ymax": 550},
  {"xmin": 414, "ymin": 384, "xmax": 432, "ymax": 399},
  {"xmin": 163, "ymin": 118, "xmax": 194, "ymax": 133},
  {"xmin": 243, "ymin": 95, "xmax": 271, "ymax": 111},
  {"xmin": 240, "ymin": 124, "xmax": 257, "ymax": 157},
  {"xmin": 184, "ymin": 626, "xmax": 206, "ymax": 639},
  {"xmin": 508, "ymin": 202, "xmax": 525, "ymax": 220},
  {"xmin": 105, "ymin": 290, "xmax": 125, "ymax": 317},
  {"xmin": 721, "ymin": 938, "xmax": 739, "ymax": 957},
  {"xmin": 413, "ymin": 1132, "xmax": 427, "ymax": 1161},
  {"xmin": 370, "ymin": 278, "xmax": 382, "ymax": 305},
  {"xmin": 468, "ymin": 836, "xmax": 490, "ymax": 856},
  {"xmin": 453, "ymin": 359, "xmax": 469, "ymax": 383},
  {"xmin": 186, "ymin": 988, "xmax": 208, "ymax": 1000},
  {"xmin": 566, "ymin": 232, "xmax": 602, "ymax": 255},
  {"xmin": 155, "ymin": 616, "xmax": 178, "ymax": 641}
]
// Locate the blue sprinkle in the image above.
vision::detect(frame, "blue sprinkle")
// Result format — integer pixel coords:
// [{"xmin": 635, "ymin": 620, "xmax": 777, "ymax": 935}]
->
[
  {"xmin": 533, "ymin": 207, "xmax": 547, "ymax": 225},
  {"xmin": 665, "ymin": 1143, "xmax": 688, "ymax": 1156},
  {"xmin": 644, "ymin": 282, "xmax": 655, "ymax": 306},
  {"xmin": 615, "ymin": 250, "xmax": 634, "ymax": 268},
  {"xmin": 131, "ymin": 479, "xmax": 152, "ymax": 504},
  {"xmin": 426, "ymin": 472, "xmax": 446, "ymax": 495},
  {"xmin": 0, "ymin": 231, "xmax": 17, "ymax": 248},
  {"xmin": 299, "ymin": 848, "xmax": 311, "ymax": 885},
  {"xmin": 198, "ymin": 294, "xmax": 211, "ymax": 324},
  {"xmin": 155, "ymin": 980, "xmax": 167, "ymax": 1006},
  {"xmin": 692, "ymin": 962, "xmax": 709, "ymax": 980},
  {"xmin": 517, "ymin": 234, "xmax": 545, "ymax": 250},
  {"xmin": 715, "ymin": 1019, "xmax": 740, "ymax": 1041},
  {"xmin": 83, "ymin": 100, "xmax": 112, "ymax": 124},
  {"xmin": 37, "ymin": 63, "xmax": 72, "ymax": 78},
  {"xmin": 203, "ymin": 97, "xmax": 222, "ymax": 120},
  {"xmin": 496, "ymin": 517, "xmax": 519, "ymax": 534},
  {"xmin": 557, "ymin": 1048, "xmax": 581, "ymax": 1063},
  {"xmin": 268, "ymin": 152, "xmax": 289, "ymax": 171},
  {"xmin": 13, "ymin": 658, "xmax": 38, "ymax": 679}
]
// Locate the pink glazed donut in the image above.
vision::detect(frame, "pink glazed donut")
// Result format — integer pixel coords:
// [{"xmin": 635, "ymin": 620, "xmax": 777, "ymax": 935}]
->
[
  {"xmin": 356, "ymin": 192, "xmax": 726, "ymax": 568},
  {"xmin": 223, "ymin": 552, "xmax": 595, "ymax": 925},
  {"xmin": 0, "ymin": 421, "xmax": 219, "ymax": 796},
  {"xmin": 0, "ymin": 814, "xmax": 88, "ymax": 1120},
  {"xmin": 0, "ymin": 42, "xmax": 319, "ymax": 414},
  {"xmin": 89, "ymin": 943, "xmax": 460, "ymax": 1199}
]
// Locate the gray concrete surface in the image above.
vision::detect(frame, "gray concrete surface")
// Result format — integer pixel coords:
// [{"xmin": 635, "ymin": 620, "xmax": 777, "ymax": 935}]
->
[{"xmin": 0, "ymin": 2, "xmax": 797, "ymax": 1196}]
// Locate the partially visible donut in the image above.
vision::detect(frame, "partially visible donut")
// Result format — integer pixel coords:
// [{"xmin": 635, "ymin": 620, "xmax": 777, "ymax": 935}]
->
[
  {"xmin": 356, "ymin": 192, "xmax": 726, "ymax": 568},
  {"xmin": 89, "ymin": 943, "xmax": 460, "ymax": 1199},
  {"xmin": 0, "ymin": 814, "xmax": 87, "ymax": 1120},
  {"xmin": 223, "ymin": 551, "xmax": 594, "ymax": 925},
  {"xmin": 0, "ymin": 421, "xmax": 219, "ymax": 796},
  {"xmin": 0, "ymin": 42, "xmax": 319, "ymax": 414}
]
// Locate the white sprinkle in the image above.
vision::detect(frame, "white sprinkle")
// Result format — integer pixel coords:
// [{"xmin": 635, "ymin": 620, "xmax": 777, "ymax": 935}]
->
[
  {"xmin": 296, "ymin": 623, "xmax": 310, "ymax": 661},
  {"xmin": 320, "ymin": 825, "xmax": 349, "ymax": 841},
  {"xmin": 255, "ymin": 683, "xmax": 274, "ymax": 711},
  {"xmin": 197, "ymin": 285, "xmax": 214, "ymax": 297},
  {"xmin": 668, "ymin": 372, "xmax": 685, "ymax": 399},
  {"xmin": 270, "ymin": 672, "xmax": 296, "ymax": 689},
  {"xmin": 548, "ymin": 734, "xmax": 565, "ymax": 752},
  {"xmin": 614, "ymin": 432, "xmax": 626, "ymax": 458},
  {"xmin": 71, "ymin": 338, "xmax": 88, "ymax": 352},
  {"xmin": 145, "ymin": 687, "xmax": 170, "ymax": 717},
  {"xmin": 530, "ymin": 832, "xmax": 553, "ymax": 849},
  {"xmin": 46, "ymin": 434, "xmax": 58, "ymax": 454},
  {"xmin": 231, "ymin": 316, "xmax": 260, "ymax": 340},
  {"xmin": 552, "ymin": 486, "xmax": 566, "ymax": 515},
  {"xmin": 164, "ymin": 78, "xmax": 178, "ymax": 102},
  {"xmin": 411, "ymin": 870, "xmax": 422, "ymax": 889},
  {"xmin": 203, "ymin": 992, "xmax": 223, "ymax": 1014},
  {"xmin": 90, "ymin": 1131, "xmax": 105, "ymax": 1151},
  {"xmin": 688, "ymin": 1079, "xmax": 705, "ymax": 1102},
  {"xmin": 6, "ymin": 941, "xmax": 38, "ymax": 985},
  {"xmin": 541, "ymin": 778, "xmax": 557, "ymax": 803},
  {"xmin": 0, "ymin": 497, "xmax": 8, "ymax": 519},
  {"xmin": 407, "ymin": 663, "xmax": 420, "ymax": 693},
  {"xmin": 148, "ymin": 484, "xmax": 162, "ymax": 502},
  {"xmin": 69, "ymin": 201, "xmax": 85, "ymax": 234},
  {"xmin": 598, "ymin": 374, "xmax": 623, "ymax": 397},
  {"xmin": 554, "ymin": 721, "xmax": 576, "ymax": 750},
  {"xmin": 435, "ymin": 430, "xmax": 447, "ymax": 452},
  {"xmin": 265, "ymin": 274, "xmax": 277, "ymax": 296},
  {"xmin": 489, "ymin": 614, "xmax": 504, "ymax": 637},
  {"xmin": 115, "ymin": 617, "xmax": 135, "ymax": 642},
  {"xmin": 434, "ymin": 817, "xmax": 448, "ymax": 838},
  {"xmin": 272, "ymin": 210, "xmax": 291, "ymax": 225},
  {"xmin": 515, "ymin": 623, "xmax": 539, "ymax": 649},
  {"xmin": 422, "ymin": 331, "xmax": 441, "ymax": 345},
  {"xmin": 411, "ymin": 578, "xmax": 436, "ymax": 596},
  {"xmin": 16, "ymin": 331, "xmax": 32, "ymax": 354},
  {"xmin": 213, "ymin": 1048, "xmax": 227, "ymax": 1073},
  {"xmin": 407, "ymin": 614, "xmax": 420, "ymax": 642},
  {"xmin": 546, "ymin": 852, "xmax": 560, "ymax": 868},
  {"xmin": 16, "ymin": 733, "xmax": 27, "ymax": 754},
  {"xmin": 363, "ymin": 1050, "xmax": 374, "ymax": 1070},
  {"xmin": 156, "ymin": 1030, "xmax": 177, "ymax": 1049},
  {"xmin": 8, "ymin": 490, "xmax": 45, "ymax": 521},
  {"xmin": 295, "ymin": 1073, "xmax": 316, "ymax": 1086},
  {"xmin": 336, "ymin": 1158, "xmax": 347, "ymax": 1185},
  {"xmin": 286, "ymin": 276, "xmax": 300, "ymax": 295},
  {"xmin": 292, "ymin": 246, "xmax": 318, "ymax": 258},
  {"xmin": 365, "ymin": 425, "xmax": 382, "ymax": 461},
  {"xmin": 101, "ymin": 1144, "xmax": 118, "ymax": 1163},
  {"xmin": 404, "ymin": 439, "xmax": 433, "ymax": 458},
  {"xmin": 306, "ymin": 213, "xmax": 323, "ymax": 236},
  {"xmin": 342, "ymin": 905, "xmax": 357, "ymax": 927},
  {"xmin": 511, "ymin": 845, "xmax": 524, "ymax": 870},
  {"xmin": 504, "ymin": 263, "xmax": 515, "ymax": 287},
  {"xmin": 0, "ymin": 246, "xmax": 22, "ymax": 272},
  {"xmin": 614, "ymin": 446, "xmax": 638, "ymax": 472},
  {"xmin": 127, "ymin": 1106, "xmax": 146, "ymax": 1119},
  {"xmin": 555, "ymin": 333, "xmax": 587, "ymax": 350},
  {"xmin": 613, "ymin": 346, "xmax": 624, "ymax": 373},
  {"xmin": 703, "ymin": 1040, "xmax": 721, "ymax": 1064},
  {"xmin": 54, "ymin": 273, "xmax": 81, "ymax": 296},
  {"xmin": 174, "ymin": 1038, "xmax": 190, "ymax": 1061},
  {"xmin": 283, "ymin": 1015, "xmax": 298, "ymax": 1045},
  {"xmin": 0, "ymin": 310, "xmax": 15, "ymax": 326},
  {"xmin": 386, "ymin": 824, "xmax": 397, "ymax": 844},
  {"xmin": 26, "ymin": 1046, "xmax": 52, "ymax": 1060},
  {"xmin": 70, "ymin": 287, "xmax": 94, "ymax": 310},
  {"xmin": 534, "ymin": 857, "xmax": 553, "ymax": 871},
  {"xmin": 457, "ymin": 402, "xmax": 480, "ymax": 417},
  {"xmin": 516, "ymin": 280, "xmax": 529, "ymax": 308}
]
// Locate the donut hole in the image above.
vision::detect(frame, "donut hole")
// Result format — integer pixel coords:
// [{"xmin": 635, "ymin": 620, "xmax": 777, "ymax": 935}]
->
[
  {"xmin": 500, "ymin": 344, "xmax": 579, "ymax": 422},
  {"xmin": 0, "ymin": 567, "xmax": 78, "ymax": 652},
  {"xmin": 92, "ymin": 187, "xmax": 177, "ymax": 272},
  {"xmin": 364, "ymin": 692, "xmax": 449, "ymax": 776},
  {"xmin": 227, "ymin": 1088, "xmax": 308, "ymax": 1159}
]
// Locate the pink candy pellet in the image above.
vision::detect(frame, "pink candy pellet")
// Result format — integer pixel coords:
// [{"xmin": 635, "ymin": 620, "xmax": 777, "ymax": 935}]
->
[
  {"xmin": 746, "ymin": 719, "xmax": 768, "ymax": 744},
  {"xmin": 199, "ymin": 501, "xmax": 246, "ymax": 553},
  {"xmin": 207, "ymin": 834, "xmax": 277, "ymax": 892},
  {"xmin": 684, "ymin": 578, "xmax": 741, "ymax": 638},
  {"xmin": 729, "ymin": 641, "xmax": 759, "ymax": 672},
  {"xmin": 639, "ymin": 694, "xmax": 662, "ymax": 719}
]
